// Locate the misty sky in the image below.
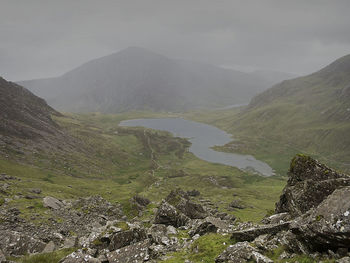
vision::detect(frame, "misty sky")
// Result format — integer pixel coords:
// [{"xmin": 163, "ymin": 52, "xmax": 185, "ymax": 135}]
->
[{"xmin": 1, "ymin": 0, "xmax": 350, "ymax": 81}]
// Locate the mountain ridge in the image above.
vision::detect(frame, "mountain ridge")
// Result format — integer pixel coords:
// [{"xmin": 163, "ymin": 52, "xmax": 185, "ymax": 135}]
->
[{"xmin": 19, "ymin": 47, "xmax": 274, "ymax": 113}]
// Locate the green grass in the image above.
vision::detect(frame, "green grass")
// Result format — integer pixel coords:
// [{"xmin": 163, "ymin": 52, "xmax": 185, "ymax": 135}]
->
[
  {"xmin": 161, "ymin": 233, "xmax": 235, "ymax": 263},
  {"xmin": 1, "ymin": 111, "xmax": 286, "ymax": 227},
  {"xmin": 9, "ymin": 248, "xmax": 76, "ymax": 263}
]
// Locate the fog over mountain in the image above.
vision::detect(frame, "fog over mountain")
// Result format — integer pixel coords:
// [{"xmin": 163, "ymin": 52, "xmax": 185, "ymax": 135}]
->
[{"xmin": 20, "ymin": 47, "xmax": 276, "ymax": 112}]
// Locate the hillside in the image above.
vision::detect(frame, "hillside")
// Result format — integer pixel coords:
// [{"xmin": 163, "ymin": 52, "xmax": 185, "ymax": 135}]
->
[
  {"xmin": 0, "ymin": 76, "xmax": 69, "ymax": 159},
  {"xmin": 192, "ymin": 54, "xmax": 350, "ymax": 173},
  {"xmin": 19, "ymin": 47, "xmax": 272, "ymax": 113}
]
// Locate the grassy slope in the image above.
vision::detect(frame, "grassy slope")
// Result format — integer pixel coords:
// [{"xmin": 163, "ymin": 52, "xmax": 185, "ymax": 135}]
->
[
  {"xmin": 185, "ymin": 56, "xmax": 350, "ymax": 175},
  {"xmin": 0, "ymin": 112, "xmax": 285, "ymax": 228}
]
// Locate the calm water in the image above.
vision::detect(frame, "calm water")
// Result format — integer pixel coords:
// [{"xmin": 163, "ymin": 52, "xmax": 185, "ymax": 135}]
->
[{"xmin": 119, "ymin": 118, "xmax": 274, "ymax": 176}]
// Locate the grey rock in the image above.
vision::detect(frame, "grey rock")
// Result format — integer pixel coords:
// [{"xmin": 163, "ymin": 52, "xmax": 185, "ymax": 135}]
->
[
  {"xmin": 290, "ymin": 186, "xmax": 350, "ymax": 251},
  {"xmin": 0, "ymin": 250, "xmax": 6, "ymax": 263},
  {"xmin": 131, "ymin": 195, "xmax": 151, "ymax": 207},
  {"xmin": 189, "ymin": 216, "xmax": 230, "ymax": 237},
  {"xmin": 30, "ymin": 188, "xmax": 42, "ymax": 194},
  {"xmin": 154, "ymin": 201, "xmax": 189, "ymax": 227},
  {"xmin": 165, "ymin": 188, "xmax": 207, "ymax": 219},
  {"xmin": 231, "ymin": 222, "xmax": 290, "ymax": 242},
  {"xmin": 0, "ymin": 230, "xmax": 46, "ymax": 256},
  {"xmin": 63, "ymin": 236, "xmax": 77, "ymax": 249},
  {"xmin": 228, "ymin": 199, "xmax": 246, "ymax": 210},
  {"xmin": 43, "ymin": 196, "xmax": 64, "ymax": 210},
  {"xmin": 166, "ymin": 225, "xmax": 177, "ymax": 235},
  {"xmin": 337, "ymin": 257, "xmax": 350, "ymax": 263},
  {"xmin": 215, "ymin": 241, "xmax": 273, "ymax": 263},
  {"xmin": 106, "ymin": 239, "xmax": 150, "ymax": 263},
  {"xmin": 42, "ymin": 241, "xmax": 56, "ymax": 253},
  {"xmin": 261, "ymin": 212, "xmax": 291, "ymax": 225},
  {"xmin": 59, "ymin": 249, "xmax": 100, "ymax": 263},
  {"xmin": 109, "ymin": 227, "xmax": 147, "ymax": 251},
  {"xmin": 276, "ymin": 155, "xmax": 350, "ymax": 217}
]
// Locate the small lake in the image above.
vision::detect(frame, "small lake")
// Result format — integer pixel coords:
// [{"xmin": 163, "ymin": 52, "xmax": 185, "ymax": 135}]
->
[{"xmin": 119, "ymin": 118, "xmax": 274, "ymax": 176}]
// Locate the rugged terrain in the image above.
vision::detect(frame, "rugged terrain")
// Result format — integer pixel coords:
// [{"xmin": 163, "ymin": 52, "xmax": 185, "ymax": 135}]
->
[
  {"xmin": 1, "ymin": 155, "xmax": 350, "ymax": 262},
  {"xmin": 19, "ymin": 47, "xmax": 274, "ymax": 113}
]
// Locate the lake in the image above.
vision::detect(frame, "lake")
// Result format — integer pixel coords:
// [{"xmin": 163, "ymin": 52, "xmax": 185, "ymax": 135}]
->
[{"xmin": 119, "ymin": 118, "xmax": 274, "ymax": 176}]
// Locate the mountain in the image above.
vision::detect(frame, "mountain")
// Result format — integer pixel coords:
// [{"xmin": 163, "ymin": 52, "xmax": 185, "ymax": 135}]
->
[
  {"xmin": 217, "ymin": 54, "xmax": 350, "ymax": 170},
  {"xmin": 251, "ymin": 70, "xmax": 297, "ymax": 85},
  {"xmin": 0, "ymin": 76, "xmax": 61, "ymax": 140},
  {"xmin": 19, "ymin": 47, "xmax": 272, "ymax": 113}
]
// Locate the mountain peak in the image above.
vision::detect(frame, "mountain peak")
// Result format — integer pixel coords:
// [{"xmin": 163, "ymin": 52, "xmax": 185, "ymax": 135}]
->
[{"xmin": 318, "ymin": 54, "xmax": 350, "ymax": 76}]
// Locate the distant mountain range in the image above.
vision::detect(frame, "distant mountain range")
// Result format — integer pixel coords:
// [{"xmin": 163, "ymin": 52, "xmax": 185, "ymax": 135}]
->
[{"xmin": 19, "ymin": 47, "xmax": 288, "ymax": 113}]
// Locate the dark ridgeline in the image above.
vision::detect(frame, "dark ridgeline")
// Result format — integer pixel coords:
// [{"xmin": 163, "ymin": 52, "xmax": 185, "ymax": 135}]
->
[{"xmin": 0, "ymin": 76, "xmax": 61, "ymax": 140}]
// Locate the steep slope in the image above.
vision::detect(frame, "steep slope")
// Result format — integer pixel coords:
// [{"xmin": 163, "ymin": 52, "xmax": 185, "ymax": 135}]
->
[
  {"xmin": 217, "ymin": 54, "xmax": 350, "ymax": 170},
  {"xmin": 19, "ymin": 47, "xmax": 272, "ymax": 113},
  {"xmin": 0, "ymin": 76, "xmax": 61, "ymax": 140}
]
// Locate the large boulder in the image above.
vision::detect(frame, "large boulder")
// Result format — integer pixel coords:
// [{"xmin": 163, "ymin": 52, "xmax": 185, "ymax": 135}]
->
[
  {"xmin": 59, "ymin": 248, "xmax": 100, "ymax": 263},
  {"xmin": 165, "ymin": 188, "xmax": 207, "ymax": 219},
  {"xmin": 147, "ymin": 224, "xmax": 179, "ymax": 250},
  {"xmin": 108, "ymin": 227, "xmax": 147, "ymax": 251},
  {"xmin": 154, "ymin": 201, "xmax": 189, "ymax": 227},
  {"xmin": 215, "ymin": 241, "xmax": 273, "ymax": 263},
  {"xmin": 0, "ymin": 230, "xmax": 46, "ymax": 256},
  {"xmin": 290, "ymin": 186, "xmax": 350, "ymax": 251},
  {"xmin": 43, "ymin": 196, "xmax": 64, "ymax": 210},
  {"xmin": 231, "ymin": 222, "xmax": 290, "ymax": 242},
  {"xmin": 189, "ymin": 216, "xmax": 232, "ymax": 237},
  {"xmin": 106, "ymin": 240, "xmax": 150, "ymax": 263},
  {"xmin": 275, "ymin": 154, "xmax": 350, "ymax": 217}
]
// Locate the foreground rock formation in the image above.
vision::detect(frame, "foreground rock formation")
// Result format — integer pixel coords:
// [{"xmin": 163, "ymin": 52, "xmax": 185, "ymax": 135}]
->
[
  {"xmin": 216, "ymin": 154, "xmax": 350, "ymax": 262},
  {"xmin": 1, "ymin": 154, "xmax": 350, "ymax": 262}
]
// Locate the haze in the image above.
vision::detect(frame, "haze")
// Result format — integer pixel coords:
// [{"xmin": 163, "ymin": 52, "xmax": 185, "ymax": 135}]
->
[{"xmin": 1, "ymin": 0, "xmax": 350, "ymax": 81}]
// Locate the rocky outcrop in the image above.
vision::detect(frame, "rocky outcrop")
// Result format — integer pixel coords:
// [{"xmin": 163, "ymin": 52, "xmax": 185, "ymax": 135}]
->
[
  {"xmin": 165, "ymin": 188, "xmax": 207, "ymax": 219},
  {"xmin": 215, "ymin": 242, "xmax": 273, "ymax": 263},
  {"xmin": 154, "ymin": 201, "xmax": 189, "ymax": 227},
  {"xmin": 106, "ymin": 240, "xmax": 150, "ymax": 263},
  {"xmin": 0, "ymin": 230, "xmax": 46, "ymax": 256},
  {"xmin": 189, "ymin": 216, "xmax": 232, "ymax": 237},
  {"xmin": 231, "ymin": 222, "xmax": 290, "ymax": 242},
  {"xmin": 290, "ymin": 186, "xmax": 350, "ymax": 251},
  {"xmin": 43, "ymin": 196, "xmax": 64, "ymax": 210},
  {"xmin": 275, "ymin": 154, "xmax": 350, "ymax": 217},
  {"xmin": 220, "ymin": 155, "xmax": 350, "ymax": 262},
  {"xmin": 108, "ymin": 226, "xmax": 147, "ymax": 251}
]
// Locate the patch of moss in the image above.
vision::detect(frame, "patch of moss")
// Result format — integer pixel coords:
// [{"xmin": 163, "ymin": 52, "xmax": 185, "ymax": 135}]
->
[
  {"xmin": 9, "ymin": 248, "xmax": 76, "ymax": 263},
  {"xmin": 114, "ymin": 221, "xmax": 130, "ymax": 231}
]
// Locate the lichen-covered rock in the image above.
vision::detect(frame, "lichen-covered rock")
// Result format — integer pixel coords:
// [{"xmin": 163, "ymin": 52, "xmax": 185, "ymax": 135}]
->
[
  {"xmin": 154, "ymin": 201, "xmax": 189, "ymax": 227},
  {"xmin": 42, "ymin": 241, "xmax": 56, "ymax": 253},
  {"xmin": 59, "ymin": 248, "xmax": 100, "ymax": 263},
  {"xmin": 189, "ymin": 216, "xmax": 231, "ymax": 237},
  {"xmin": 106, "ymin": 240, "xmax": 150, "ymax": 263},
  {"xmin": 290, "ymin": 186, "xmax": 350, "ymax": 251},
  {"xmin": 147, "ymin": 224, "xmax": 179, "ymax": 250},
  {"xmin": 215, "ymin": 241, "xmax": 273, "ymax": 263},
  {"xmin": 276, "ymin": 155, "xmax": 350, "ymax": 217},
  {"xmin": 109, "ymin": 226, "xmax": 147, "ymax": 251},
  {"xmin": 231, "ymin": 222, "xmax": 290, "ymax": 242},
  {"xmin": 165, "ymin": 188, "xmax": 207, "ymax": 219},
  {"xmin": 43, "ymin": 196, "xmax": 64, "ymax": 210},
  {"xmin": 0, "ymin": 250, "xmax": 6, "ymax": 263},
  {"xmin": 261, "ymin": 212, "xmax": 291, "ymax": 225},
  {"xmin": 0, "ymin": 230, "xmax": 46, "ymax": 256}
]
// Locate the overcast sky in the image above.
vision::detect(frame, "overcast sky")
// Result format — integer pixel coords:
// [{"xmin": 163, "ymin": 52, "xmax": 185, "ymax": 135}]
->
[{"xmin": 1, "ymin": 0, "xmax": 350, "ymax": 81}]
